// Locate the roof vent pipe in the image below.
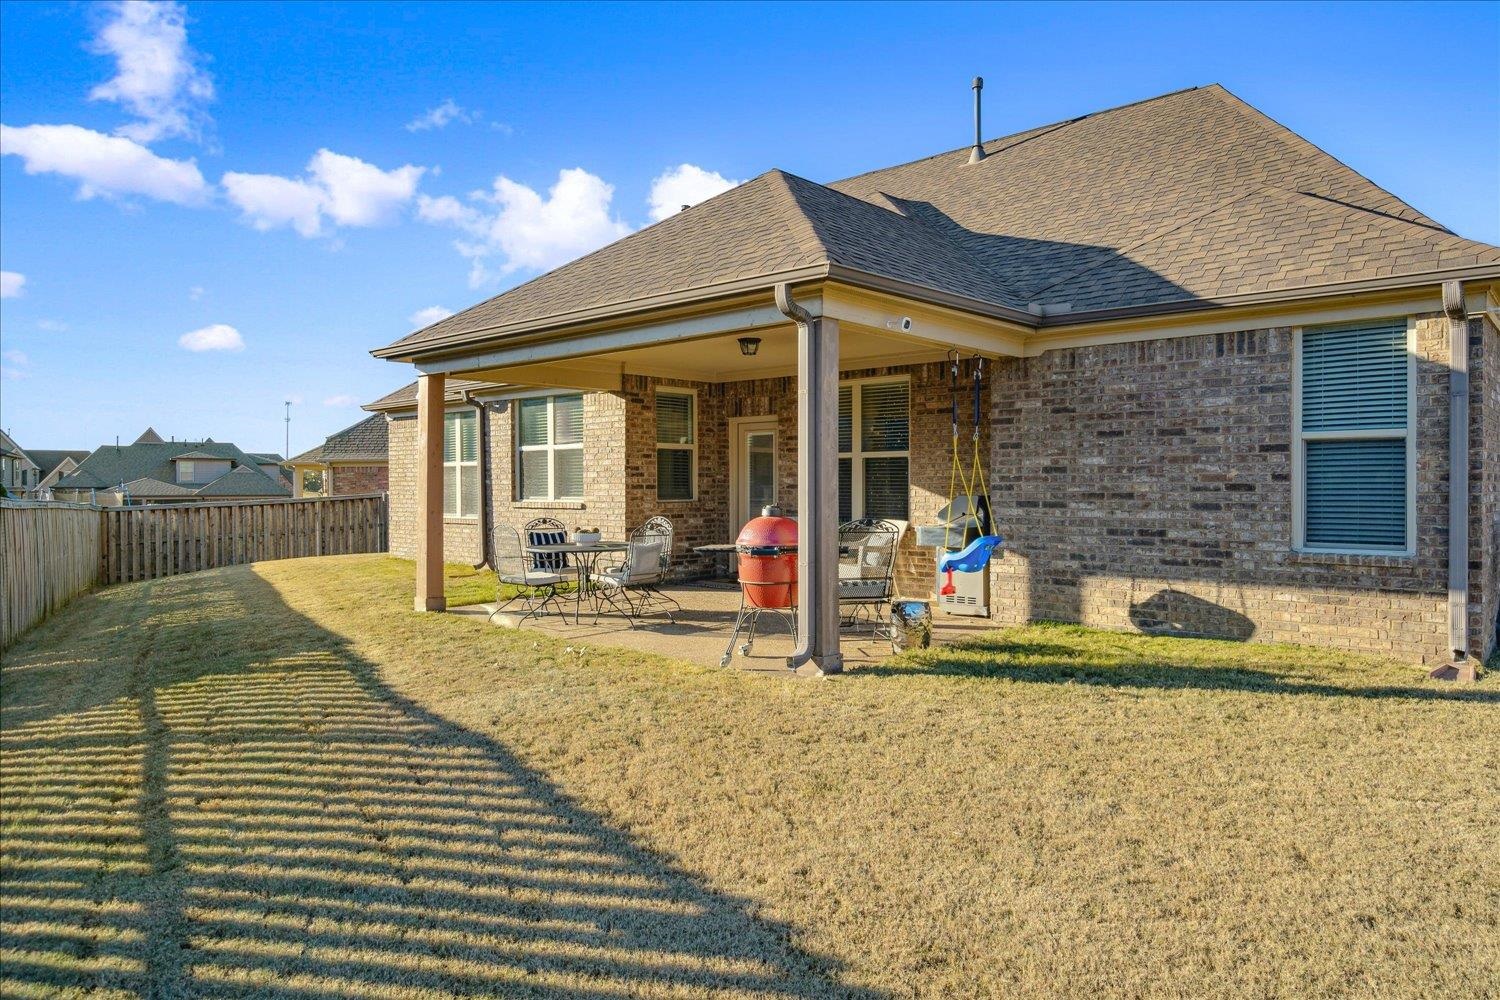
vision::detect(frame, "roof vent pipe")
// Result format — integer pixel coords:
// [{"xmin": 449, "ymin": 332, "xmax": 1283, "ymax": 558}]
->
[{"xmin": 968, "ymin": 77, "xmax": 987, "ymax": 164}]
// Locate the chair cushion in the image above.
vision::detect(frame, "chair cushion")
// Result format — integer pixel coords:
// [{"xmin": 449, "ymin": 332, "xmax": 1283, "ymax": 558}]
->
[
  {"xmin": 501, "ymin": 571, "xmax": 564, "ymax": 587},
  {"xmin": 527, "ymin": 529, "xmax": 568, "ymax": 571}
]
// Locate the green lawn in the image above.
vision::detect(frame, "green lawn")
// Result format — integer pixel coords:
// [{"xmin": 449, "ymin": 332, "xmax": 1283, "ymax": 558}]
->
[{"xmin": 2, "ymin": 554, "xmax": 1495, "ymax": 998}]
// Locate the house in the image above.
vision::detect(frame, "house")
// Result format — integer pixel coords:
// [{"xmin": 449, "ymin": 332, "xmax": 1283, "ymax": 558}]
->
[
  {"xmin": 371, "ymin": 84, "xmax": 1500, "ymax": 672},
  {"xmin": 287, "ymin": 414, "xmax": 389, "ymax": 497},
  {"xmin": 51, "ymin": 428, "xmax": 293, "ymax": 505},
  {"xmin": 0, "ymin": 430, "xmax": 41, "ymax": 497},
  {"xmin": 25, "ymin": 450, "xmax": 93, "ymax": 499}
]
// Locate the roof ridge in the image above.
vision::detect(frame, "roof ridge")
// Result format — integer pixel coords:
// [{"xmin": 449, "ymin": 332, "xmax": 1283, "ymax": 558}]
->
[
  {"xmin": 1203, "ymin": 84, "xmax": 1452, "ymax": 234},
  {"xmin": 830, "ymin": 84, "xmax": 1210, "ymax": 187}
]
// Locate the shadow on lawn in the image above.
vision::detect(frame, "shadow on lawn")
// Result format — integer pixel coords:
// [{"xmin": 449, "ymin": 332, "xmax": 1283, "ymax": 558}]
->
[
  {"xmin": 0, "ymin": 570, "xmax": 879, "ymax": 999},
  {"xmin": 860, "ymin": 629, "xmax": 1499, "ymax": 704}
]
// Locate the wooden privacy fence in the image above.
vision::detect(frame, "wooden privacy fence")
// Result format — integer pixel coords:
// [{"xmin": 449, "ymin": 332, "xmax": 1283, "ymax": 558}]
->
[
  {"xmin": 1, "ymin": 500, "xmax": 102, "ymax": 650},
  {"xmin": 100, "ymin": 493, "xmax": 387, "ymax": 585},
  {"xmin": 1, "ymin": 493, "xmax": 387, "ymax": 647}
]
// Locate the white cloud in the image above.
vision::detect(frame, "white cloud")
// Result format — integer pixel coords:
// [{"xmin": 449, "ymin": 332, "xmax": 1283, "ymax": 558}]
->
[
  {"xmin": 178, "ymin": 322, "xmax": 243, "ymax": 352},
  {"xmin": 1, "ymin": 350, "xmax": 30, "ymax": 381},
  {"xmin": 647, "ymin": 163, "xmax": 741, "ymax": 222},
  {"xmin": 418, "ymin": 168, "xmax": 630, "ymax": 286},
  {"xmin": 223, "ymin": 149, "xmax": 426, "ymax": 237},
  {"xmin": 37, "ymin": 319, "xmax": 68, "ymax": 332},
  {"xmin": 88, "ymin": 1, "xmax": 214, "ymax": 144},
  {"xmin": 0, "ymin": 271, "xmax": 24, "ymax": 298},
  {"xmin": 409, "ymin": 305, "xmax": 454, "ymax": 329},
  {"xmin": 0, "ymin": 123, "xmax": 208, "ymax": 204},
  {"xmin": 406, "ymin": 99, "xmax": 475, "ymax": 132},
  {"xmin": 188, "ymin": 285, "xmax": 205, "ymax": 300},
  {"xmin": 221, "ymin": 171, "xmax": 324, "ymax": 236},
  {"xmin": 322, "ymin": 394, "xmax": 357, "ymax": 408}
]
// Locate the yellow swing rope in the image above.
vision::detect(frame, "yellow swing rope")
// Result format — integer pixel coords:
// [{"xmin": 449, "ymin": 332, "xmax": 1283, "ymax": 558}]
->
[{"xmin": 943, "ymin": 353, "xmax": 993, "ymax": 555}]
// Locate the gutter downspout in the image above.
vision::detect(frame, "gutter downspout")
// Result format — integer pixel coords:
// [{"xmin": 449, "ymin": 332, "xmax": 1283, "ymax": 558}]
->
[
  {"xmin": 776, "ymin": 283, "xmax": 844, "ymax": 675},
  {"xmin": 1433, "ymin": 280, "xmax": 1476, "ymax": 680},
  {"xmin": 463, "ymin": 389, "xmax": 493, "ymax": 570}
]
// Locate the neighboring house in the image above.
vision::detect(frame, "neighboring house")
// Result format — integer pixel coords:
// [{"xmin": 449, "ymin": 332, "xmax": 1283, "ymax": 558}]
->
[
  {"xmin": 52, "ymin": 428, "xmax": 292, "ymax": 505},
  {"xmin": 26, "ymin": 449, "xmax": 93, "ymax": 499},
  {"xmin": 288, "ymin": 414, "xmax": 389, "ymax": 497},
  {"xmin": 0, "ymin": 430, "xmax": 42, "ymax": 496},
  {"xmin": 371, "ymin": 84, "xmax": 1500, "ymax": 671}
]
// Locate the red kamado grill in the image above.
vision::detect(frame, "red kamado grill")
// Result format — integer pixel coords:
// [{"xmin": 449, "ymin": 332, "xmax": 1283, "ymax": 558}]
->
[{"xmin": 720, "ymin": 509, "xmax": 798, "ymax": 666}]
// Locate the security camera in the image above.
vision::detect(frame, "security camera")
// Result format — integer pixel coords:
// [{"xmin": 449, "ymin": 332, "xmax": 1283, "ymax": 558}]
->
[{"xmin": 899, "ymin": 316, "xmax": 913, "ymax": 332}]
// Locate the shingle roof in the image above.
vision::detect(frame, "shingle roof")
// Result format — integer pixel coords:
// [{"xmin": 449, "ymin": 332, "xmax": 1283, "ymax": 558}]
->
[
  {"xmin": 291, "ymin": 414, "xmax": 389, "ymax": 463},
  {"xmin": 378, "ymin": 84, "xmax": 1499, "ymax": 360},
  {"xmin": 55, "ymin": 439, "xmax": 290, "ymax": 498},
  {"xmin": 364, "ymin": 379, "xmax": 496, "ymax": 412},
  {"xmin": 25, "ymin": 450, "xmax": 91, "ymax": 479},
  {"xmin": 193, "ymin": 464, "xmax": 291, "ymax": 498}
]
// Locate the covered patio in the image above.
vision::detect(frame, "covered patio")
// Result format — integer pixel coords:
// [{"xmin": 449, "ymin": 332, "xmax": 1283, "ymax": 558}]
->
[{"xmin": 380, "ymin": 279, "xmax": 1029, "ymax": 674}]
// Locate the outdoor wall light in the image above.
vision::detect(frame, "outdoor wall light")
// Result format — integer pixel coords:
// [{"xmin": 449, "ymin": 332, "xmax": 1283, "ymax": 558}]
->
[{"xmin": 738, "ymin": 336, "xmax": 761, "ymax": 357}]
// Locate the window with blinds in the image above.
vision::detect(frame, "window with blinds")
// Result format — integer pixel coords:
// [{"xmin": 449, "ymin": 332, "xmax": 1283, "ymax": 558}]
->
[
  {"xmin": 516, "ymin": 394, "xmax": 584, "ymax": 501},
  {"xmin": 443, "ymin": 410, "xmax": 480, "ymax": 518},
  {"xmin": 839, "ymin": 379, "xmax": 910, "ymax": 521},
  {"xmin": 1296, "ymin": 320, "xmax": 1411, "ymax": 552},
  {"xmin": 656, "ymin": 390, "xmax": 696, "ymax": 501}
]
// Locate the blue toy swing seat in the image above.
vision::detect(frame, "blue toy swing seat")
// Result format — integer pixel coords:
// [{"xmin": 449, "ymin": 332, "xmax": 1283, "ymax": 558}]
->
[{"xmin": 938, "ymin": 534, "xmax": 1004, "ymax": 574}]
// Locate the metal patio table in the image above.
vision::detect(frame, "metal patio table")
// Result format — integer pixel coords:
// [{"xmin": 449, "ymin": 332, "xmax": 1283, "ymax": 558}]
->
[{"xmin": 527, "ymin": 541, "xmax": 629, "ymax": 624}]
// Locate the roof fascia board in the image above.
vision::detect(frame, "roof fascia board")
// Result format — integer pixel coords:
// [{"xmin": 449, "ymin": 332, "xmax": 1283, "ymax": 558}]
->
[
  {"xmin": 1023, "ymin": 284, "xmax": 1457, "ymax": 356},
  {"xmin": 822, "ymin": 265, "xmax": 1037, "ymax": 328},
  {"xmin": 1037, "ymin": 264, "xmax": 1500, "ymax": 328},
  {"xmin": 373, "ymin": 265, "xmax": 830, "ymax": 361},
  {"xmin": 821, "ymin": 284, "xmax": 1029, "ymax": 357}
]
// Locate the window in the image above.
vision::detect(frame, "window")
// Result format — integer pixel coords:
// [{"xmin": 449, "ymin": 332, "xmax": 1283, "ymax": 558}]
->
[
  {"xmin": 656, "ymin": 389, "xmax": 696, "ymax": 501},
  {"xmin": 444, "ymin": 410, "xmax": 480, "ymax": 517},
  {"xmin": 176, "ymin": 459, "xmax": 231, "ymax": 485},
  {"xmin": 839, "ymin": 378, "xmax": 910, "ymax": 522},
  {"xmin": 1295, "ymin": 319, "xmax": 1413, "ymax": 553},
  {"xmin": 516, "ymin": 394, "xmax": 583, "ymax": 501}
]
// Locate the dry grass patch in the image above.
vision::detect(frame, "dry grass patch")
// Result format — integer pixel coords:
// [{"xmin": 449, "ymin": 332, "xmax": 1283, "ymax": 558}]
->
[{"xmin": 2, "ymin": 554, "xmax": 1496, "ymax": 999}]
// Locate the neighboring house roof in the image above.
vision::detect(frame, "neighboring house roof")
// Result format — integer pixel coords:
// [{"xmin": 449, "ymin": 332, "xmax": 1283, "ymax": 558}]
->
[
  {"xmin": 26, "ymin": 450, "xmax": 91, "ymax": 480},
  {"xmin": 290, "ymin": 413, "xmax": 390, "ymax": 463},
  {"xmin": 134, "ymin": 427, "xmax": 165, "ymax": 444},
  {"xmin": 120, "ymin": 477, "xmax": 197, "ymax": 499},
  {"xmin": 377, "ymin": 84, "xmax": 1500, "ymax": 360},
  {"xmin": 55, "ymin": 439, "xmax": 291, "ymax": 499},
  {"xmin": 193, "ymin": 463, "xmax": 292, "ymax": 497},
  {"xmin": 248, "ymin": 452, "xmax": 286, "ymax": 464},
  {"xmin": 364, "ymin": 379, "xmax": 496, "ymax": 412}
]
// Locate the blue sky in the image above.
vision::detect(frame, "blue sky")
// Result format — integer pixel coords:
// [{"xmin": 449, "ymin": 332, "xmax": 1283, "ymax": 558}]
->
[{"xmin": 2, "ymin": 1, "xmax": 1496, "ymax": 456}]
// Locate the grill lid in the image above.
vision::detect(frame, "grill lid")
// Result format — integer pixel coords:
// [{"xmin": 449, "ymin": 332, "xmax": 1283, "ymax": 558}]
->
[{"xmin": 736, "ymin": 513, "xmax": 797, "ymax": 550}]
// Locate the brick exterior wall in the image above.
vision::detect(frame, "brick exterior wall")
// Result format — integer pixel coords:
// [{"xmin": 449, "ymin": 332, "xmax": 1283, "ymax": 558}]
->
[
  {"xmin": 327, "ymin": 463, "xmax": 387, "ymax": 496},
  {"xmin": 1475, "ymin": 315, "xmax": 1500, "ymax": 661},
  {"xmin": 987, "ymin": 316, "xmax": 1491, "ymax": 664},
  {"xmin": 384, "ymin": 312, "xmax": 1495, "ymax": 665}
]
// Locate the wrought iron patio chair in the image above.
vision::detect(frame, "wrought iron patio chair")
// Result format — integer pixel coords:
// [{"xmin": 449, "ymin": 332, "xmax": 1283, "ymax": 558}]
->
[
  {"xmin": 593, "ymin": 516, "xmax": 678, "ymax": 626},
  {"xmin": 489, "ymin": 522, "xmax": 567, "ymax": 624},
  {"xmin": 837, "ymin": 517, "xmax": 900, "ymax": 644}
]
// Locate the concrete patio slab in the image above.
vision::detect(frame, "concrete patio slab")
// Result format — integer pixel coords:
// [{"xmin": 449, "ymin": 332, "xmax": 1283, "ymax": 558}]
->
[{"xmin": 452, "ymin": 584, "xmax": 996, "ymax": 673}]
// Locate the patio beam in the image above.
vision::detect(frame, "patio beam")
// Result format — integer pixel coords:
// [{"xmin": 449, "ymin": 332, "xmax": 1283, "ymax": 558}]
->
[
  {"xmin": 414, "ymin": 373, "xmax": 446, "ymax": 613},
  {"xmin": 413, "ymin": 301, "xmax": 805, "ymax": 376},
  {"xmin": 779, "ymin": 284, "xmax": 843, "ymax": 675}
]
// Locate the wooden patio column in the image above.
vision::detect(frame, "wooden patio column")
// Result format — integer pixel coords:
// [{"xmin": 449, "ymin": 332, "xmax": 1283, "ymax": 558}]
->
[
  {"xmin": 799, "ymin": 312, "xmax": 844, "ymax": 674},
  {"xmin": 414, "ymin": 372, "xmax": 446, "ymax": 612}
]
